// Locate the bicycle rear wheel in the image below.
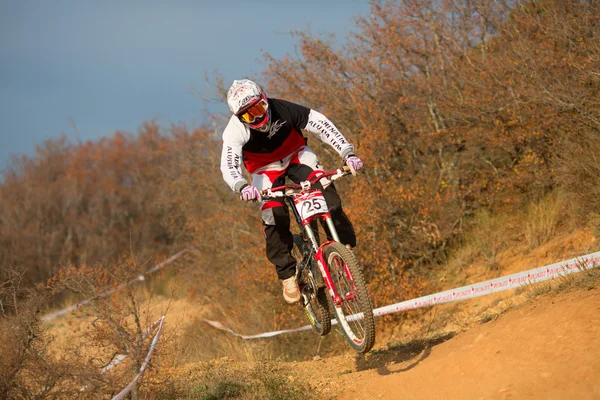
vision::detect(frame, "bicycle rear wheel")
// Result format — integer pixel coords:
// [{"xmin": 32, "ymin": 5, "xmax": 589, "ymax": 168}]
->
[
  {"xmin": 293, "ymin": 235, "xmax": 331, "ymax": 336},
  {"xmin": 324, "ymin": 242, "xmax": 375, "ymax": 353}
]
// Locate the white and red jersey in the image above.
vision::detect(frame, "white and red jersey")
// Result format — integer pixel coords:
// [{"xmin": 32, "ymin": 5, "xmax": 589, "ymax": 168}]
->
[{"xmin": 220, "ymin": 98, "xmax": 355, "ymax": 192}]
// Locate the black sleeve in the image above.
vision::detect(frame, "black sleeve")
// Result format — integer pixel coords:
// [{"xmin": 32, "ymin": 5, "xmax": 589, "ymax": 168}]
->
[{"xmin": 270, "ymin": 98, "xmax": 311, "ymax": 130}]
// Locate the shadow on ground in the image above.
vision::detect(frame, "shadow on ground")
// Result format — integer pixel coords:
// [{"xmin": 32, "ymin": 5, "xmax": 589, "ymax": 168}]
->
[{"xmin": 354, "ymin": 332, "xmax": 456, "ymax": 375}]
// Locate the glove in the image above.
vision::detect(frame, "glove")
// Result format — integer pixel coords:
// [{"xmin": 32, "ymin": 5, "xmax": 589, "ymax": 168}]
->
[
  {"xmin": 240, "ymin": 184, "xmax": 262, "ymax": 202},
  {"xmin": 345, "ymin": 155, "xmax": 363, "ymax": 173}
]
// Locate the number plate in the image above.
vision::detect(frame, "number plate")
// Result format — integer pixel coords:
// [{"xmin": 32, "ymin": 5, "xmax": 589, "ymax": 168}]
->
[{"xmin": 294, "ymin": 191, "xmax": 328, "ymax": 220}]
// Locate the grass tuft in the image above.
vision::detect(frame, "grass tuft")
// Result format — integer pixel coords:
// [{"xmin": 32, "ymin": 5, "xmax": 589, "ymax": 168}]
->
[
  {"xmin": 524, "ymin": 194, "xmax": 563, "ymax": 249},
  {"xmin": 151, "ymin": 360, "xmax": 313, "ymax": 400}
]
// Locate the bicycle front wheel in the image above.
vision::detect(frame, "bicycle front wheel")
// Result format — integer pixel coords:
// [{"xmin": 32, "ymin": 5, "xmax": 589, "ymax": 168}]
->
[{"xmin": 324, "ymin": 242, "xmax": 375, "ymax": 353}]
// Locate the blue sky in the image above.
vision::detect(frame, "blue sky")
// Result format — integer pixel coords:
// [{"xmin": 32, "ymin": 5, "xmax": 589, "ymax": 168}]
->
[{"xmin": 0, "ymin": 0, "xmax": 371, "ymax": 169}]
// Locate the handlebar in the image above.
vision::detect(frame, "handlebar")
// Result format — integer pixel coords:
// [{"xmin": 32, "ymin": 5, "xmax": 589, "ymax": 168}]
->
[{"xmin": 261, "ymin": 165, "xmax": 353, "ymax": 199}]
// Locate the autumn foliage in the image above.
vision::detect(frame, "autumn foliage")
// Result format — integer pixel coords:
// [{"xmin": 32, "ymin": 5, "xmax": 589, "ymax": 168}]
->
[
  {"xmin": 261, "ymin": 0, "xmax": 599, "ymax": 306},
  {"xmin": 0, "ymin": 0, "xmax": 598, "ymax": 386}
]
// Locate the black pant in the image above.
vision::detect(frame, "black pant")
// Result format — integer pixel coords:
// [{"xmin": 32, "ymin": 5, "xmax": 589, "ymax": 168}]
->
[{"xmin": 263, "ymin": 164, "xmax": 356, "ymax": 280}]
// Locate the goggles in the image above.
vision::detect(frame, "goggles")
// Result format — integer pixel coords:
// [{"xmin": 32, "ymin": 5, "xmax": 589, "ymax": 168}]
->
[{"xmin": 237, "ymin": 98, "xmax": 268, "ymax": 124}]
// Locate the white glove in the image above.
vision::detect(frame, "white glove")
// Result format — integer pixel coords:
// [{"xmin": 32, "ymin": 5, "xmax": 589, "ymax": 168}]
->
[
  {"xmin": 345, "ymin": 155, "xmax": 363, "ymax": 174},
  {"xmin": 240, "ymin": 184, "xmax": 262, "ymax": 202}
]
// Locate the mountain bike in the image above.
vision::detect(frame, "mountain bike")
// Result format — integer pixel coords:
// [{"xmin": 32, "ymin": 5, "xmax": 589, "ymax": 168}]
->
[{"xmin": 261, "ymin": 166, "xmax": 375, "ymax": 353}]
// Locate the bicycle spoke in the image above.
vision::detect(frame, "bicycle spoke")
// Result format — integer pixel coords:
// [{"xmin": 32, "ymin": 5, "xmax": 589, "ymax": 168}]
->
[{"xmin": 328, "ymin": 246, "xmax": 374, "ymax": 352}]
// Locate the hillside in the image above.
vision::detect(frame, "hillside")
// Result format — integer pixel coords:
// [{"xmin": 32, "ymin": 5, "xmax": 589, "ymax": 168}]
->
[
  {"xmin": 150, "ymin": 241, "xmax": 600, "ymax": 399},
  {"xmin": 37, "ymin": 228, "xmax": 599, "ymax": 399}
]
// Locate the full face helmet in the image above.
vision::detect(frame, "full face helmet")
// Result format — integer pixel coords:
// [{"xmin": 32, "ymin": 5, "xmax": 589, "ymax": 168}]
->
[{"xmin": 227, "ymin": 79, "xmax": 271, "ymax": 132}]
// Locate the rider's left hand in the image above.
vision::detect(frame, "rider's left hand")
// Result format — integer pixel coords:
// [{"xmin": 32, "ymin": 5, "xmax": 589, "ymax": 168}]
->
[{"xmin": 345, "ymin": 155, "xmax": 363, "ymax": 173}]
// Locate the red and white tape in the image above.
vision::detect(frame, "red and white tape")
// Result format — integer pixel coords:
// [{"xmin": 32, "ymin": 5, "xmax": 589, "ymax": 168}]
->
[
  {"xmin": 372, "ymin": 250, "xmax": 599, "ymax": 316},
  {"xmin": 111, "ymin": 316, "xmax": 165, "ymax": 400},
  {"xmin": 101, "ymin": 316, "xmax": 164, "ymax": 374},
  {"xmin": 203, "ymin": 319, "xmax": 314, "ymax": 340},
  {"xmin": 79, "ymin": 316, "xmax": 166, "ymax": 394},
  {"xmin": 42, "ymin": 249, "xmax": 190, "ymax": 322},
  {"xmin": 204, "ymin": 251, "xmax": 600, "ymax": 339}
]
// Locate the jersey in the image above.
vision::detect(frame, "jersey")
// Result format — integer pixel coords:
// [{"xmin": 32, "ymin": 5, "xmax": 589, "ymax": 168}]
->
[{"xmin": 220, "ymin": 98, "xmax": 355, "ymax": 192}]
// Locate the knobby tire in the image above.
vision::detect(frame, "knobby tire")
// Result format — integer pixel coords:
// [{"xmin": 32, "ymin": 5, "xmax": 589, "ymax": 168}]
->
[{"xmin": 324, "ymin": 242, "xmax": 375, "ymax": 353}]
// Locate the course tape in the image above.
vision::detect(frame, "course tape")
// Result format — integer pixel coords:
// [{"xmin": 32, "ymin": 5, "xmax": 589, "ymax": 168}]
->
[
  {"xmin": 101, "ymin": 317, "xmax": 164, "ymax": 374},
  {"xmin": 203, "ymin": 319, "xmax": 315, "ymax": 339},
  {"xmin": 42, "ymin": 249, "xmax": 190, "ymax": 322},
  {"xmin": 204, "ymin": 251, "xmax": 600, "ymax": 339},
  {"xmin": 79, "ymin": 316, "xmax": 165, "ymax": 393},
  {"xmin": 112, "ymin": 315, "xmax": 165, "ymax": 400}
]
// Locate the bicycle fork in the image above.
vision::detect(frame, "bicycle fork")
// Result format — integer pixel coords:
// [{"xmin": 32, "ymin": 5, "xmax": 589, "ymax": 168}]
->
[{"xmin": 303, "ymin": 217, "xmax": 344, "ymax": 307}]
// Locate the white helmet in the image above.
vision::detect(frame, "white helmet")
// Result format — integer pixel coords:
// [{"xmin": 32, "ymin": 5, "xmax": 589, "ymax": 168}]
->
[{"xmin": 227, "ymin": 79, "xmax": 271, "ymax": 132}]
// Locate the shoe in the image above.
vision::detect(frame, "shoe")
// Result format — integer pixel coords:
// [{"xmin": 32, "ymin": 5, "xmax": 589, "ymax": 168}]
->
[{"xmin": 282, "ymin": 276, "xmax": 301, "ymax": 304}]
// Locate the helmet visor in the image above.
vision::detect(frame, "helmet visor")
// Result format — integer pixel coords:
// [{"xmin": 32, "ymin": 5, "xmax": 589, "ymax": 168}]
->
[{"xmin": 237, "ymin": 99, "xmax": 268, "ymax": 124}]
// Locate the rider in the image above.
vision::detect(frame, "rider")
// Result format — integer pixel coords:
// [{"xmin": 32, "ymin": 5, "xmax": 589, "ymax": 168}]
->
[{"xmin": 219, "ymin": 79, "xmax": 363, "ymax": 304}]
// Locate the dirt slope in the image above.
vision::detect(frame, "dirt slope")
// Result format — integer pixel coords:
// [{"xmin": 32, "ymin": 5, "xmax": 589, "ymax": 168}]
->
[
  {"xmin": 43, "ymin": 230, "xmax": 598, "ymax": 399},
  {"xmin": 289, "ymin": 284, "xmax": 600, "ymax": 400}
]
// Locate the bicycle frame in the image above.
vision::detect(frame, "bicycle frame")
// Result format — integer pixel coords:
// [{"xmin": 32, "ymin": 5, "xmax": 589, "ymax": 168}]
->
[
  {"xmin": 263, "ymin": 167, "xmax": 351, "ymax": 306},
  {"xmin": 262, "ymin": 166, "xmax": 376, "ymax": 352}
]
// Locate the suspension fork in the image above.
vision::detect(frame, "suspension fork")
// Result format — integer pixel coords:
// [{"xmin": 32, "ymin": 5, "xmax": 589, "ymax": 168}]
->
[
  {"xmin": 285, "ymin": 196, "xmax": 342, "ymax": 245},
  {"xmin": 314, "ymin": 240, "xmax": 343, "ymax": 306},
  {"xmin": 286, "ymin": 197, "xmax": 343, "ymax": 306}
]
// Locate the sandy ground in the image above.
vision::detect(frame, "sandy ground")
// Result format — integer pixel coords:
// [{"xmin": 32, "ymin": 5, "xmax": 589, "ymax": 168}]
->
[{"xmin": 288, "ymin": 283, "xmax": 600, "ymax": 400}]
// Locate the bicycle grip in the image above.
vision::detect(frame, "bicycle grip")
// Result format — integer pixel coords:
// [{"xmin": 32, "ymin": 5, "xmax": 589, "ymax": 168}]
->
[{"xmin": 342, "ymin": 165, "xmax": 356, "ymax": 176}]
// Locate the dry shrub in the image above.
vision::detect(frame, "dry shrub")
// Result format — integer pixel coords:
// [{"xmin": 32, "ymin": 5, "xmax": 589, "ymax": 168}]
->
[
  {"xmin": 0, "ymin": 125, "xmax": 180, "ymax": 289},
  {"xmin": 47, "ymin": 255, "xmax": 176, "ymax": 399},
  {"xmin": 0, "ymin": 267, "xmax": 88, "ymax": 399},
  {"xmin": 524, "ymin": 194, "xmax": 563, "ymax": 249},
  {"xmin": 558, "ymin": 127, "xmax": 600, "ymax": 215}
]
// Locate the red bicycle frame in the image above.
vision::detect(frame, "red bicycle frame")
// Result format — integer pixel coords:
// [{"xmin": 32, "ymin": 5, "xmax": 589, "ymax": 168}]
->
[{"xmin": 262, "ymin": 167, "xmax": 353, "ymax": 307}]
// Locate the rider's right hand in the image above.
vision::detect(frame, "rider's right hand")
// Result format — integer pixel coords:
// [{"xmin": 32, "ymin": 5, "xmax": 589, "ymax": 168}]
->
[
  {"xmin": 345, "ymin": 155, "xmax": 363, "ymax": 172},
  {"xmin": 240, "ymin": 184, "xmax": 262, "ymax": 202}
]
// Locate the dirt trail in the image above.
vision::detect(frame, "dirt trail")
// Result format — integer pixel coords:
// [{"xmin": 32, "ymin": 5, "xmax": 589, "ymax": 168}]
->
[{"xmin": 289, "ymin": 284, "xmax": 600, "ymax": 400}]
